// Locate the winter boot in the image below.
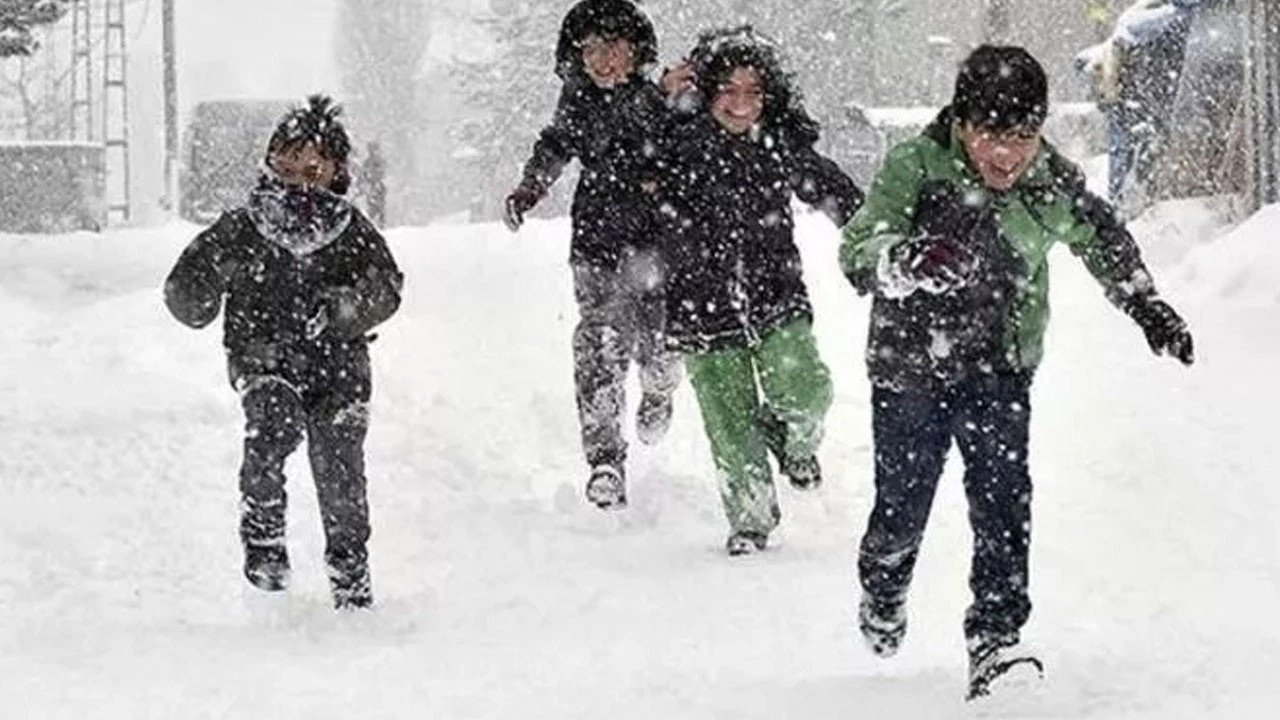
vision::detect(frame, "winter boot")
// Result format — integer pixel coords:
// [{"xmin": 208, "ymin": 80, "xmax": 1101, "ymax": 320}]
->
[
  {"xmin": 756, "ymin": 407, "xmax": 821, "ymax": 490},
  {"xmin": 635, "ymin": 392, "xmax": 673, "ymax": 445},
  {"xmin": 585, "ymin": 464, "xmax": 627, "ymax": 510},
  {"xmin": 328, "ymin": 554, "xmax": 373, "ymax": 611},
  {"xmin": 725, "ymin": 530, "xmax": 769, "ymax": 556},
  {"xmin": 965, "ymin": 633, "xmax": 1044, "ymax": 701},
  {"xmin": 243, "ymin": 538, "xmax": 291, "ymax": 592},
  {"xmin": 858, "ymin": 594, "xmax": 907, "ymax": 658},
  {"xmin": 781, "ymin": 455, "xmax": 822, "ymax": 490}
]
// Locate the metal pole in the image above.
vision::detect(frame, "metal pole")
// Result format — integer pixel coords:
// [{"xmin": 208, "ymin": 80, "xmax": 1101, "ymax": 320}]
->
[
  {"xmin": 1256, "ymin": 0, "xmax": 1280, "ymax": 207},
  {"xmin": 163, "ymin": 0, "xmax": 178, "ymax": 211}
]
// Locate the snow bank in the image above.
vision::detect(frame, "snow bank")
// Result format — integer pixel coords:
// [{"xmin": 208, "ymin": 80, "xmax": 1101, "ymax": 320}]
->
[
  {"xmin": 1128, "ymin": 195, "xmax": 1240, "ymax": 265},
  {"xmin": 1, "ymin": 204, "xmax": 1277, "ymax": 719},
  {"xmin": 1174, "ymin": 202, "xmax": 1280, "ymax": 305}
]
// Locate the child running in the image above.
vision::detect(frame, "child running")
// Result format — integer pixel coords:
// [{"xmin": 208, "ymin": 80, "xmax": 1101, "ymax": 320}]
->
[
  {"xmin": 840, "ymin": 46, "xmax": 1194, "ymax": 698},
  {"xmin": 165, "ymin": 96, "xmax": 403, "ymax": 610},
  {"xmin": 658, "ymin": 26, "xmax": 863, "ymax": 555},
  {"xmin": 503, "ymin": 0, "xmax": 681, "ymax": 510}
]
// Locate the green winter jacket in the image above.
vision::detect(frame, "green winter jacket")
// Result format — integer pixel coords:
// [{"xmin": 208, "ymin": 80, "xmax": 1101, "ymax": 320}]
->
[{"xmin": 840, "ymin": 108, "xmax": 1159, "ymax": 389}]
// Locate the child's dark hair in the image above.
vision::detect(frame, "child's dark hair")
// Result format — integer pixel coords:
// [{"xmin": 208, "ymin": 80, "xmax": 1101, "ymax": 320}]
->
[
  {"xmin": 555, "ymin": 0, "xmax": 658, "ymax": 80},
  {"xmin": 266, "ymin": 94, "xmax": 351, "ymax": 164},
  {"xmin": 952, "ymin": 45, "xmax": 1049, "ymax": 131},
  {"xmin": 689, "ymin": 25, "xmax": 820, "ymax": 145}
]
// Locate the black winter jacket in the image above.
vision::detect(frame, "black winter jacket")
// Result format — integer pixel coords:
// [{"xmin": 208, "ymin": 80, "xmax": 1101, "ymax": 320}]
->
[
  {"xmin": 164, "ymin": 208, "xmax": 403, "ymax": 393},
  {"xmin": 519, "ymin": 75, "xmax": 669, "ymax": 270},
  {"xmin": 659, "ymin": 115, "xmax": 863, "ymax": 353}
]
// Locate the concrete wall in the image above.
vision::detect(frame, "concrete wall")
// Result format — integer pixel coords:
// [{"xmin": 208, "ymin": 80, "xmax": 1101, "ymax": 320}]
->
[{"xmin": 0, "ymin": 143, "xmax": 105, "ymax": 233}]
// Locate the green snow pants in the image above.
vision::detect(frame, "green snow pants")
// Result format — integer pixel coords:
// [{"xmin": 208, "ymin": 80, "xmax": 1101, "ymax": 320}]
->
[{"xmin": 685, "ymin": 318, "xmax": 834, "ymax": 535}]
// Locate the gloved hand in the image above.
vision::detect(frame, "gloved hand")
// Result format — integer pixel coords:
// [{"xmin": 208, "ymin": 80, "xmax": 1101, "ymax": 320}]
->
[
  {"xmin": 1128, "ymin": 297, "xmax": 1194, "ymax": 365},
  {"xmin": 660, "ymin": 61, "xmax": 696, "ymax": 97},
  {"xmin": 214, "ymin": 255, "xmax": 242, "ymax": 284},
  {"xmin": 881, "ymin": 234, "xmax": 978, "ymax": 296},
  {"xmin": 502, "ymin": 182, "xmax": 544, "ymax": 232},
  {"xmin": 307, "ymin": 287, "xmax": 361, "ymax": 340}
]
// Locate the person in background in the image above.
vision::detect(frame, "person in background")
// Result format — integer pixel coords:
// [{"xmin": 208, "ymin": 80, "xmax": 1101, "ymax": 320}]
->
[{"xmin": 1076, "ymin": 0, "xmax": 1194, "ymax": 213}]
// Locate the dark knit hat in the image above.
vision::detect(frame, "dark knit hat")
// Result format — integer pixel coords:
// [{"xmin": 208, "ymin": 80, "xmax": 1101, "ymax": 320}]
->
[
  {"xmin": 952, "ymin": 45, "xmax": 1049, "ymax": 131},
  {"xmin": 555, "ymin": 0, "xmax": 658, "ymax": 80},
  {"xmin": 266, "ymin": 94, "xmax": 351, "ymax": 164}
]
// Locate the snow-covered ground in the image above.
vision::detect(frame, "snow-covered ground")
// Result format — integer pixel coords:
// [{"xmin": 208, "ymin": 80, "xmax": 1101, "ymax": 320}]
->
[{"xmin": 2, "ymin": 201, "xmax": 1278, "ymax": 718}]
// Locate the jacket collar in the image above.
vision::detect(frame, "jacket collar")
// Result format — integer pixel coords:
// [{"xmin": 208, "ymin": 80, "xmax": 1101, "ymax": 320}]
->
[{"xmin": 247, "ymin": 166, "xmax": 353, "ymax": 257}]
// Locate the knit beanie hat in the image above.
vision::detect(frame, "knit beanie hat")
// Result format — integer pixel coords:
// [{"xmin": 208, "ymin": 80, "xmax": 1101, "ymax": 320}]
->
[{"xmin": 952, "ymin": 45, "xmax": 1049, "ymax": 131}]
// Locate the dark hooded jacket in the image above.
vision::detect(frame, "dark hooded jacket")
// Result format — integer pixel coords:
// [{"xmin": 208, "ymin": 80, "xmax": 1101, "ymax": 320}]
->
[
  {"xmin": 657, "ymin": 27, "xmax": 864, "ymax": 353},
  {"xmin": 164, "ymin": 186, "xmax": 403, "ymax": 397},
  {"xmin": 554, "ymin": 0, "xmax": 658, "ymax": 82},
  {"xmin": 519, "ymin": 0, "xmax": 666, "ymax": 270}
]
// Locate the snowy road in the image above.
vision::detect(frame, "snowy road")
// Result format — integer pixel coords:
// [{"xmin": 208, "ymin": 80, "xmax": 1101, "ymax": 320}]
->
[{"xmin": 2, "ymin": 209, "xmax": 1277, "ymax": 718}]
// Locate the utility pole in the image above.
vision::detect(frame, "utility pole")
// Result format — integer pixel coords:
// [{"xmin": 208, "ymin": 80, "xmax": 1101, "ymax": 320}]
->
[
  {"xmin": 163, "ymin": 0, "xmax": 178, "ymax": 211},
  {"xmin": 1245, "ymin": 0, "xmax": 1280, "ymax": 209},
  {"xmin": 69, "ymin": 0, "xmax": 92, "ymax": 141},
  {"xmin": 103, "ymin": 0, "xmax": 131, "ymax": 223}
]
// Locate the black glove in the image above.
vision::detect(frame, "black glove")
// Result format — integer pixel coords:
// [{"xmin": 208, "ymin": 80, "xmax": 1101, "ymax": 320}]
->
[
  {"xmin": 306, "ymin": 287, "xmax": 361, "ymax": 340},
  {"xmin": 1129, "ymin": 297, "xmax": 1194, "ymax": 365},
  {"xmin": 889, "ymin": 234, "xmax": 978, "ymax": 294},
  {"xmin": 502, "ymin": 182, "xmax": 544, "ymax": 232}
]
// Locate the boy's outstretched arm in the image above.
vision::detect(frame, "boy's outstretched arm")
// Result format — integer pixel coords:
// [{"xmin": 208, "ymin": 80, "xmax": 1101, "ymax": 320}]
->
[
  {"xmin": 1053, "ymin": 156, "xmax": 1195, "ymax": 364},
  {"xmin": 505, "ymin": 85, "xmax": 582, "ymax": 230},
  {"xmin": 316, "ymin": 219, "xmax": 405, "ymax": 340},
  {"xmin": 839, "ymin": 142, "xmax": 927, "ymax": 295},
  {"xmin": 521, "ymin": 104, "xmax": 577, "ymax": 193},
  {"xmin": 789, "ymin": 145, "xmax": 865, "ymax": 228},
  {"xmin": 164, "ymin": 213, "xmax": 238, "ymax": 328}
]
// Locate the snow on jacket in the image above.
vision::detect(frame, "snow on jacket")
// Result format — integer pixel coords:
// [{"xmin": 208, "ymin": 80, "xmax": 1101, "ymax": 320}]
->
[
  {"xmin": 518, "ymin": 74, "xmax": 669, "ymax": 270},
  {"xmin": 164, "ymin": 202, "xmax": 402, "ymax": 389},
  {"xmin": 658, "ymin": 113, "xmax": 862, "ymax": 354},
  {"xmin": 840, "ymin": 107, "xmax": 1165, "ymax": 391},
  {"xmin": 655, "ymin": 26, "xmax": 863, "ymax": 353}
]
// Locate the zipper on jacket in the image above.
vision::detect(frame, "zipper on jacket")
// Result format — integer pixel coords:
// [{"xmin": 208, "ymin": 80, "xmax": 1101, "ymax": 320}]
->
[{"xmin": 731, "ymin": 231, "xmax": 760, "ymax": 347}]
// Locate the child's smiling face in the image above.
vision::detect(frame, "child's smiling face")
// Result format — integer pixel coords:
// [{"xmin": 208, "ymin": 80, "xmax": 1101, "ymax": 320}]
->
[
  {"xmin": 581, "ymin": 33, "xmax": 636, "ymax": 88},
  {"xmin": 957, "ymin": 122, "xmax": 1042, "ymax": 191},
  {"xmin": 711, "ymin": 67, "xmax": 764, "ymax": 135}
]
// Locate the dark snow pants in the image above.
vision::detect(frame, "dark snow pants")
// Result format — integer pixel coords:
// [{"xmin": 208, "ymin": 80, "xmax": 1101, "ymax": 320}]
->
[
  {"xmin": 236, "ymin": 363, "xmax": 373, "ymax": 596},
  {"xmin": 572, "ymin": 248, "xmax": 681, "ymax": 470},
  {"xmin": 858, "ymin": 371, "xmax": 1033, "ymax": 643}
]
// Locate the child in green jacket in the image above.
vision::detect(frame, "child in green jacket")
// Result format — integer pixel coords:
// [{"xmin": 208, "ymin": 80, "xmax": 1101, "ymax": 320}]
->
[{"xmin": 840, "ymin": 45, "xmax": 1193, "ymax": 699}]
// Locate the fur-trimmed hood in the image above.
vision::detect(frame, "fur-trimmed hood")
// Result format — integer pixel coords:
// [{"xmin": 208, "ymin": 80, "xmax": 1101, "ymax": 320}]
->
[
  {"xmin": 554, "ymin": 0, "xmax": 658, "ymax": 81},
  {"xmin": 686, "ymin": 25, "xmax": 820, "ymax": 147}
]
